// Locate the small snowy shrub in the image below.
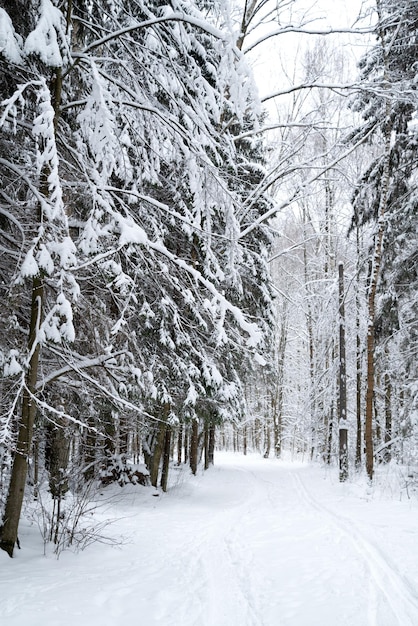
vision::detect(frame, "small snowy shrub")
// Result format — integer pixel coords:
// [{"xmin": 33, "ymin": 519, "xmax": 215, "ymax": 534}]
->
[{"xmin": 100, "ymin": 454, "xmax": 150, "ymax": 487}]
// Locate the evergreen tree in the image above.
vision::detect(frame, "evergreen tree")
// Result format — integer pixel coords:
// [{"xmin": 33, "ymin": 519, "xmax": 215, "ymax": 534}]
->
[{"xmin": 350, "ymin": 0, "xmax": 418, "ymax": 476}]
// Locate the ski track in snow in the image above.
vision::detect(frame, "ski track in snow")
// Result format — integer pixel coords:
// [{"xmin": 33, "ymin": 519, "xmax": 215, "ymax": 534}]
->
[
  {"xmin": 292, "ymin": 471, "xmax": 418, "ymax": 626},
  {"xmin": 1, "ymin": 453, "xmax": 418, "ymax": 626}
]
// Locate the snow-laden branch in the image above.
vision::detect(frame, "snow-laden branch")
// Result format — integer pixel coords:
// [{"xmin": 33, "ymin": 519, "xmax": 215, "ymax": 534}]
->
[
  {"xmin": 244, "ymin": 25, "xmax": 374, "ymax": 54},
  {"xmin": 0, "ymin": 8, "xmax": 23, "ymax": 63},
  {"xmin": 104, "ymin": 187, "xmax": 230, "ymax": 242},
  {"xmin": 63, "ymin": 61, "xmax": 192, "ymax": 143},
  {"xmin": 76, "ymin": 184, "xmax": 261, "ymax": 347},
  {"xmin": 374, "ymin": 436, "xmax": 406, "ymax": 457},
  {"xmin": 74, "ymin": 12, "xmax": 233, "ymax": 57},
  {"xmin": 261, "ymin": 80, "xmax": 418, "ymax": 104},
  {"xmin": 0, "ymin": 159, "xmax": 53, "ymax": 221},
  {"xmin": 238, "ymin": 139, "xmax": 322, "ymax": 223},
  {"xmin": 117, "ymin": 226, "xmax": 262, "ymax": 347},
  {"xmin": 0, "ymin": 204, "xmax": 26, "ymax": 247},
  {"xmin": 261, "ymin": 82, "xmax": 364, "ymax": 103},
  {"xmin": 45, "ymin": 345, "xmax": 167, "ymax": 426},
  {"xmin": 26, "ymin": 387, "xmax": 103, "ymax": 434},
  {"xmin": 96, "ymin": 63, "xmax": 223, "ymax": 158},
  {"xmin": 232, "ymin": 121, "xmax": 343, "ymax": 141},
  {"xmin": 268, "ymin": 235, "xmax": 321, "ymax": 263},
  {"xmin": 0, "ymin": 374, "xmax": 25, "ymax": 445},
  {"xmin": 150, "ymin": 244, "xmax": 262, "ymax": 347},
  {"xmin": 35, "ymin": 350, "xmax": 126, "ymax": 391},
  {"xmin": 238, "ymin": 121, "xmax": 379, "ymax": 240}
]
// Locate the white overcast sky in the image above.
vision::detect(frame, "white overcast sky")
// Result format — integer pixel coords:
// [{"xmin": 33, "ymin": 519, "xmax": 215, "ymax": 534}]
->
[
  {"xmin": 300, "ymin": 0, "xmax": 364, "ymax": 28},
  {"xmin": 244, "ymin": 0, "xmax": 373, "ymax": 106}
]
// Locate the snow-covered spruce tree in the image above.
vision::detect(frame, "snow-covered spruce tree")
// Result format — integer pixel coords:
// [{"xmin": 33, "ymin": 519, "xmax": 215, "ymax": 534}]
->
[
  {"xmin": 226, "ymin": 112, "xmax": 276, "ymax": 456},
  {"xmin": 0, "ymin": 0, "xmax": 273, "ymax": 555},
  {"xmin": 349, "ymin": 0, "xmax": 418, "ymax": 478},
  {"xmin": 0, "ymin": 0, "xmax": 82, "ymax": 556},
  {"xmin": 116, "ymin": 0, "xmax": 275, "ymax": 481}
]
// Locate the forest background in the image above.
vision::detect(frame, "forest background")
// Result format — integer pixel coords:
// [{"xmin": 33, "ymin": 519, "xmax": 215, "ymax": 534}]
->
[{"xmin": 0, "ymin": 0, "xmax": 417, "ymax": 558}]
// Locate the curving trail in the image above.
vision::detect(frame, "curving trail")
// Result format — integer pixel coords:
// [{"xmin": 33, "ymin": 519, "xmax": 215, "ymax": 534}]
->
[{"xmin": 1, "ymin": 453, "xmax": 418, "ymax": 626}]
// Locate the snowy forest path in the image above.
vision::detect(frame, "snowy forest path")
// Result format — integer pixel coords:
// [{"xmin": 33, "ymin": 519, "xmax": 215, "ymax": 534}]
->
[{"xmin": 1, "ymin": 453, "xmax": 418, "ymax": 626}]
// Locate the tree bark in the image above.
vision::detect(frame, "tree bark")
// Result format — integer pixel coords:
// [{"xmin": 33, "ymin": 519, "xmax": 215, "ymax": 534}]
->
[
  {"xmin": 149, "ymin": 420, "xmax": 167, "ymax": 488},
  {"xmin": 326, "ymin": 409, "xmax": 333, "ymax": 465},
  {"xmin": 204, "ymin": 422, "xmax": 209, "ymax": 470},
  {"xmin": 236, "ymin": 0, "xmax": 257, "ymax": 50},
  {"xmin": 160, "ymin": 425, "xmax": 172, "ymax": 492},
  {"xmin": 189, "ymin": 419, "xmax": 199, "ymax": 475},
  {"xmin": 263, "ymin": 420, "xmax": 271, "ymax": 458},
  {"xmin": 383, "ymin": 366, "xmax": 392, "ymax": 463},
  {"xmin": 208, "ymin": 422, "xmax": 215, "ymax": 465},
  {"xmin": 355, "ymin": 226, "xmax": 362, "ymax": 469},
  {"xmin": 184, "ymin": 427, "xmax": 189, "ymax": 464},
  {"xmin": 338, "ymin": 263, "xmax": 348, "ymax": 482},
  {"xmin": 177, "ymin": 424, "xmax": 183, "ymax": 465},
  {"xmin": 1, "ymin": 275, "xmax": 43, "ymax": 557},
  {"xmin": 364, "ymin": 83, "xmax": 391, "ymax": 481},
  {"xmin": 45, "ymin": 420, "xmax": 70, "ymax": 499}
]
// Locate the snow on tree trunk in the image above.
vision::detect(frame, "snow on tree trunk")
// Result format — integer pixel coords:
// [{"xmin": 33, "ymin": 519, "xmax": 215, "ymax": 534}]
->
[{"xmin": 338, "ymin": 263, "xmax": 348, "ymax": 482}]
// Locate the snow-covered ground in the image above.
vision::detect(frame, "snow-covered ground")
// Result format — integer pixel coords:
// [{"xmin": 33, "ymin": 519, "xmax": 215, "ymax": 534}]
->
[{"xmin": 1, "ymin": 452, "xmax": 418, "ymax": 626}]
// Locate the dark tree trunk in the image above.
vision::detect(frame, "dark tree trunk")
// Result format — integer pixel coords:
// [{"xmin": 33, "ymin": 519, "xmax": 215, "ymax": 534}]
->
[
  {"xmin": 45, "ymin": 421, "xmax": 70, "ymax": 499},
  {"xmin": 118, "ymin": 414, "xmax": 129, "ymax": 456},
  {"xmin": 243, "ymin": 424, "xmax": 247, "ymax": 456},
  {"xmin": 149, "ymin": 421, "xmax": 167, "ymax": 488},
  {"xmin": 326, "ymin": 409, "xmax": 333, "ymax": 465},
  {"xmin": 204, "ymin": 423, "xmax": 209, "ymax": 470},
  {"xmin": 1, "ymin": 275, "xmax": 43, "ymax": 557},
  {"xmin": 208, "ymin": 423, "xmax": 215, "ymax": 465},
  {"xmin": 82, "ymin": 427, "xmax": 98, "ymax": 482},
  {"xmin": 160, "ymin": 426, "xmax": 172, "ymax": 492},
  {"xmin": 302, "ymin": 207, "xmax": 316, "ymax": 460},
  {"xmin": 338, "ymin": 263, "xmax": 348, "ymax": 481},
  {"xmin": 233, "ymin": 423, "xmax": 238, "ymax": 452},
  {"xmin": 383, "ymin": 368, "xmax": 392, "ymax": 463},
  {"xmin": 355, "ymin": 226, "xmax": 362, "ymax": 469},
  {"xmin": 190, "ymin": 419, "xmax": 199, "ymax": 475},
  {"xmin": 184, "ymin": 427, "xmax": 189, "ymax": 464},
  {"xmin": 177, "ymin": 425, "xmax": 183, "ymax": 465},
  {"xmin": 263, "ymin": 421, "xmax": 271, "ymax": 458}
]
